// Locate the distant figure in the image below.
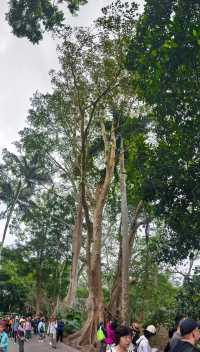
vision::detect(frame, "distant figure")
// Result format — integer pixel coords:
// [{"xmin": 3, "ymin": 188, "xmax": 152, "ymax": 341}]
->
[
  {"xmin": 13, "ymin": 317, "xmax": 19, "ymax": 344},
  {"xmin": 17, "ymin": 320, "xmax": 25, "ymax": 352},
  {"xmin": 97, "ymin": 321, "xmax": 107, "ymax": 352},
  {"xmin": 38, "ymin": 318, "xmax": 45, "ymax": 341},
  {"xmin": 47, "ymin": 318, "xmax": 57, "ymax": 349},
  {"xmin": 32, "ymin": 317, "xmax": 39, "ymax": 335},
  {"xmin": 25, "ymin": 317, "xmax": 32, "ymax": 340},
  {"xmin": 170, "ymin": 318, "xmax": 200, "ymax": 352},
  {"xmin": 136, "ymin": 325, "xmax": 156, "ymax": 352},
  {"xmin": 0, "ymin": 321, "xmax": 9, "ymax": 352},
  {"xmin": 56, "ymin": 319, "xmax": 65, "ymax": 343}
]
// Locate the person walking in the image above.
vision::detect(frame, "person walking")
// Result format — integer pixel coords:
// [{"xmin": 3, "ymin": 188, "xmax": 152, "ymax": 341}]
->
[
  {"xmin": 0, "ymin": 321, "xmax": 9, "ymax": 352},
  {"xmin": 47, "ymin": 318, "xmax": 57, "ymax": 349},
  {"xmin": 17, "ymin": 320, "xmax": 25, "ymax": 352},
  {"xmin": 56, "ymin": 319, "xmax": 64, "ymax": 343},
  {"xmin": 25, "ymin": 318, "xmax": 32, "ymax": 341},
  {"xmin": 38, "ymin": 318, "xmax": 46, "ymax": 342},
  {"xmin": 13, "ymin": 317, "xmax": 19, "ymax": 344}
]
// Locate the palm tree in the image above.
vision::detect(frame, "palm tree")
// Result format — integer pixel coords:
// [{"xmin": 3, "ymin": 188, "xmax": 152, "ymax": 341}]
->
[{"xmin": 0, "ymin": 149, "xmax": 51, "ymax": 261}]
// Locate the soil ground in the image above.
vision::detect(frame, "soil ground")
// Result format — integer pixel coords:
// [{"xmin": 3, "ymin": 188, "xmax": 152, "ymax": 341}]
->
[{"xmin": 9, "ymin": 336, "xmax": 78, "ymax": 352}]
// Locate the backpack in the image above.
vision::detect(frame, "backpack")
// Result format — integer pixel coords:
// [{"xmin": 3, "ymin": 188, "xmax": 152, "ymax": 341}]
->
[
  {"xmin": 39, "ymin": 325, "xmax": 44, "ymax": 333},
  {"xmin": 97, "ymin": 326, "xmax": 105, "ymax": 342}
]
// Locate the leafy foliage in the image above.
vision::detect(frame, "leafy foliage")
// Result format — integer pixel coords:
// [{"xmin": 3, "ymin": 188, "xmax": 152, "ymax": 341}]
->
[
  {"xmin": 6, "ymin": 0, "xmax": 88, "ymax": 44},
  {"xmin": 176, "ymin": 268, "xmax": 200, "ymax": 320},
  {"xmin": 127, "ymin": 0, "xmax": 200, "ymax": 262}
]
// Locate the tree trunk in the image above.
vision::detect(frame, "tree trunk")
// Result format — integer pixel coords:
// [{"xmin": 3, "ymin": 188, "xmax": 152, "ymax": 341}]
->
[
  {"xmin": 108, "ymin": 235, "xmax": 122, "ymax": 319},
  {"xmin": 120, "ymin": 139, "xmax": 129, "ymax": 324},
  {"xmin": 67, "ymin": 122, "xmax": 116, "ymax": 349},
  {"xmin": 35, "ymin": 273, "xmax": 43, "ymax": 316},
  {"xmin": 0, "ymin": 180, "xmax": 22, "ymax": 263},
  {"xmin": 64, "ymin": 190, "xmax": 83, "ymax": 307},
  {"xmin": 108, "ymin": 201, "xmax": 143, "ymax": 318}
]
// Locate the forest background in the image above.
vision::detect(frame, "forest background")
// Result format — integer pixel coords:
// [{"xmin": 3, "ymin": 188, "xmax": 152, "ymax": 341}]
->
[{"xmin": 1, "ymin": 0, "xmax": 200, "ymax": 350}]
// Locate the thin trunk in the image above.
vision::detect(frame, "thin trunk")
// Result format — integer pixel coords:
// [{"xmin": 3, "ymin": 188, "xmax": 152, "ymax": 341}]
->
[
  {"xmin": 108, "ymin": 234, "xmax": 122, "ymax": 319},
  {"xmin": 35, "ymin": 271, "xmax": 43, "ymax": 315},
  {"xmin": 0, "ymin": 180, "xmax": 22, "ymax": 262},
  {"xmin": 109, "ymin": 201, "xmax": 143, "ymax": 318},
  {"xmin": 53, "ymin": 261, "xmax": 66, "ymax": 315},
  {"xmin": 120, "ymin": 139, "xmax": 129, "ymax": 324},
  {"xmin": 82, "ymin": 195, "xmax": 93, "ymax": 300},
  {"xmin": 64, "ymin": 190, "xmax": 83, "ymax": 307}
]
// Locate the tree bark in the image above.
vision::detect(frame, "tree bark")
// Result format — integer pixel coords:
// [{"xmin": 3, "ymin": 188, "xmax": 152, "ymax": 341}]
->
[
  {"xmin": 64, "ymin": 190, "xmax": 83, "ymax": 307},
  {"xmin": 108, "ymin": 201, "xmax": 143, "ymax": 318},
  {"xmin": 67, "ymin": 122, "xmax": 116, "ymax": 348},
  {"xmin": 108, "ymin": 235, "xmax": 122, "ymax": 319},
  {"xmin": 120, "ymin": 139, "xmax": 129, "ymax": 324},
  {"xmin": 35, "ymin": 270, "xmax": 43, "ymax": 316}
]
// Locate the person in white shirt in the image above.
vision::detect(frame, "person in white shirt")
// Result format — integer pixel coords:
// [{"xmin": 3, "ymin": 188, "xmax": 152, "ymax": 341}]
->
[
  {"xmin": 136, "ymin": 325, "xmax": 156, "ymax": 352},
  {"xmin": 47, "ymin": 318, "xmax": 57, "ymax": 349}
]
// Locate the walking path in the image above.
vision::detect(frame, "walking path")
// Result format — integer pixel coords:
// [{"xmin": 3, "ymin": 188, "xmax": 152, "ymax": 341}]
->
[{"xmin": 9, "ymin": 336, "xmax": 78, "ymax": 352}]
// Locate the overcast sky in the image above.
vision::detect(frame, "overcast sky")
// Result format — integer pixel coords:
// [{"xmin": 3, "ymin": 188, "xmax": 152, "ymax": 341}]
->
[{"xmin": 0, "ymin": 0, "xmax": 144, "ymax": 245}]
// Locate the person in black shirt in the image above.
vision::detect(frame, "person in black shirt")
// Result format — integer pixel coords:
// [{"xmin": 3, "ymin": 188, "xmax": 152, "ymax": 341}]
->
[
  {"xmin": 170, "ymin": 318, "xmax": 200, "ymax": 352},
  {"xmin": 131, "ymin": 321, "xmax": 140, "ymax": 347}
]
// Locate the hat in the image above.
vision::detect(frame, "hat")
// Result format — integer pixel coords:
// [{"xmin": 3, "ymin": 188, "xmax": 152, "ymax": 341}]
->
[
  {"xmin": 146, "ymin": 325, "xmax": 156, "ymax": 334},
  {"xmin": 180, "ymin": 318, "xmax": 200, "ymax": 336}
]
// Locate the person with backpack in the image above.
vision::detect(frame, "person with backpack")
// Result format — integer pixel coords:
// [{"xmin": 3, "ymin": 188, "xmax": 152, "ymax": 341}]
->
[
  {"xmin": 0, "ymin": 321, "xmax": 9, "ymax": 352},
  {"xmin": 136, "ymin": 325, "xmax": 156, "ymax": 352},
  {"xmin": 13, "ymin": 317, "xmax": 19, "ymax": 343},
  {"xmin": 38, "ymin": 318, "xmax": 45, "ymax": 341},
  {"xmin": 97, "ymin": 321, "xmax": 107, "ymax": 352},
  {"xmin": 107, "ymin": 326, "xmax": 132, "ymax": 352}
]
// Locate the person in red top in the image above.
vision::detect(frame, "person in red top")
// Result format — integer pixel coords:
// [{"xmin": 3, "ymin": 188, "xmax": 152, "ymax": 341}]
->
[{"xmin": 105, "ymin": 320, "xmax": 117, "ymax": 348}]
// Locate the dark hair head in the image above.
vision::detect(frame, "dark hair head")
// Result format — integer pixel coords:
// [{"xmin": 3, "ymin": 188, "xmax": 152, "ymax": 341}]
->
[
  {"xmin": 115, "ymin": 326, "xmax": 132, "ymax": 345},
  {"xmin": 111, "ymin": 320, "xmax": 118, "ymax": 330}
]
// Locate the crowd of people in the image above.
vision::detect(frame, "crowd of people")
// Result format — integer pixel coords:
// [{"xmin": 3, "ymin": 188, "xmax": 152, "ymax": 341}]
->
[
  {"xmin": 97, "ymin": 319, "xmax": 156, "ymax": 352},
  {"xmin": 0, "ymin": 315, "xmax": 65, "ymax": 351},
  {"xmin": 96, "ymin": 317, "xmax": 200, "ymax": 352},
  {"xmin": 0, "ymin": 315, "xmax": 200, "ymax": 352}
]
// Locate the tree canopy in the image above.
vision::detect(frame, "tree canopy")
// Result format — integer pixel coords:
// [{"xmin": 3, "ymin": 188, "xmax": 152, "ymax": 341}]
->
[{"xmin": 6, "ymin": 0, "xmax": 88, "ymax": 44}]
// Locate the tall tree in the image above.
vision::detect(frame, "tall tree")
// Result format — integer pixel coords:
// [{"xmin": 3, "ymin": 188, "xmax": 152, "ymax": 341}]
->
[{"xmin": 127, "ymin": 0, "xmax": 200, "ymax": 262}]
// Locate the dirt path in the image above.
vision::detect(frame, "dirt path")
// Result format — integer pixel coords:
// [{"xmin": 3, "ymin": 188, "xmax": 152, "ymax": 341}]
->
[{"xmin": 9, "ymin": 336, "xmax": 78, "ymax": 352}]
